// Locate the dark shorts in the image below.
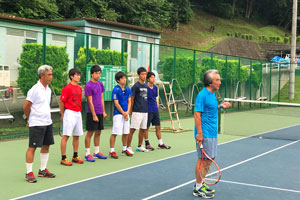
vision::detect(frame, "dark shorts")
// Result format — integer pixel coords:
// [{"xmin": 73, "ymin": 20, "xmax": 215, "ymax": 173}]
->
[
  {"xmin": 86, "ymin": 113, "xmax": 104, "ymax": 131},
  {"xmin": 29, "ymin": 124, "xmax": 54, "ymax": 148},
  {"xmin": 147, "ymin": 112, "xmax": 161, "ymax": 127},
  {"xmin": 196, "ymin": 137, "xmax": 218, "ymax": 159}
]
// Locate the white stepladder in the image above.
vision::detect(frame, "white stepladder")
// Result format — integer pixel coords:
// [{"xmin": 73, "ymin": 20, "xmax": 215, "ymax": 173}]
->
[
  {"xmin": 168, "ymin": 79, "xmax": 189, "ymax": 107},
  {"xmin": 156, "ymin": 81, "xmax": 183, "ymax": 133},
  {"xmin": 0, "ymin": 89, "xmax": 14, "ymax": 122}
]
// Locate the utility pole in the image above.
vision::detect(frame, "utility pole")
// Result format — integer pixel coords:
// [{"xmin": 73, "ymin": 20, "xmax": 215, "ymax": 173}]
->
[{"xmin": 289, "ymin": 0, "xmax": 297, "ymax": 100}]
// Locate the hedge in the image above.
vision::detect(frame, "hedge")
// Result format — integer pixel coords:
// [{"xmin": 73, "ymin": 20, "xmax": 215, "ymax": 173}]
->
[{"xmin": 17, "ymin": 43, "xmax": 69, "ymax": 96}]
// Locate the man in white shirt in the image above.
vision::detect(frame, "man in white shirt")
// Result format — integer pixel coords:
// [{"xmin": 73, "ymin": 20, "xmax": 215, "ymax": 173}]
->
[{"xmin": 23, "ymin": 65, "xmax": 56, "ymax": 183}]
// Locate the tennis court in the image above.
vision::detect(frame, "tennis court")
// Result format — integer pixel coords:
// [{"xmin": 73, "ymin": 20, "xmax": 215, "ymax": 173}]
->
[{"xmin": 2, "ymin": 104, "xmax": 300, "ymax": 200}]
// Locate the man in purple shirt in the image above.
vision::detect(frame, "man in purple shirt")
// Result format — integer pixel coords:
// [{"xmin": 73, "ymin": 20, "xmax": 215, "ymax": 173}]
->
[{"xmin": 84, "ymin": 65, "xmax": 107, "ymax": 162}]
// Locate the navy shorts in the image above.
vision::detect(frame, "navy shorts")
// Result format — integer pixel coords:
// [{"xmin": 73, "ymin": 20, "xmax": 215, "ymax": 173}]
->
[
  {"xmin": 86, "ymin": 113, "xmax": 104, "ymax": 131},
  {"xmin": 29, "ymin": 124, "xmax": 54, "ymax": 148},
  {"xmin": 147, "ymin": 112, "xmax": 161, "ymax": 127},
  {"xmin": 196, "ymin": 137, "xmax": 217, "ymax": 159}
]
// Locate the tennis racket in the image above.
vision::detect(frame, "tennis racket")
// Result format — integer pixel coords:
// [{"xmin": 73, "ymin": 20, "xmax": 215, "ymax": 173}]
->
[{"xmin": 199, "ymin": 143, "xmax": 221, "ymax": 185}]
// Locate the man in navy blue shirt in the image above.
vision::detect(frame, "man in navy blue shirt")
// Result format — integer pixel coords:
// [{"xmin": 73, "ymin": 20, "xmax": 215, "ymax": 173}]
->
[
  {"xmin": 193, "ymin": 69, "xmax": 231, "ymax": 199},
  {"xmin": 109, "ymin": 71, "xmax": 133, "ymax": 159},
  {"xmin": 144, "ymin": 71, "xmax": 170, "ymax": 150}
]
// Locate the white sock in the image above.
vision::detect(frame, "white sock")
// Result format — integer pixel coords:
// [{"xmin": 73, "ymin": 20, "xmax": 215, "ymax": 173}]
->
[
  {"xmin": 122, "ymin": 146, "xmax": 127, "ymax": 151},
  {"xmin": 40, "ymin": 153, "xmax": 49, "ymax": 171},
  {"xmin": 158, "ymin": 139, "xmax": 163, "ymax": 145},
  {"xmin": 110, "ymin": 148, "xmax": 115, "ymax": 153},
  {"xmin": 196, "ymin": 182, "xmax": 202, "ymax": 190},
  {"xmin": 94, "ymin": 146, "xmax": 100, "ymax": 154},
  {"xmin": 85, "ymin": 148, "xmax": 90, "ymax": 155},
  {"xmin": 26, "ymin": 163, "xmax": 33, "ymax": 174}
]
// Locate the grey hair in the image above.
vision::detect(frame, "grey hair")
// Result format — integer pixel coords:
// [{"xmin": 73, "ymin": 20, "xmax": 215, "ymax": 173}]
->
[
  {"xmin": 38, "ymin": 65, "xmax": 53, "ymax": 77},
  {"xmin": 203, "ymin": 69, "xmax": 219, "ymax": 87}
]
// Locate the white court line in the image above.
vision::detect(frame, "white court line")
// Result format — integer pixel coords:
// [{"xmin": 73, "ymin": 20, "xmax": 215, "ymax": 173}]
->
[
  {"xmin": 13, "ymin": 124, "xmax": 300, "ymax": 200},
  {"xmin": 220, "ymin": 179, "xmax": 300, "ymax": 194},
  {"xmin": 142, "ymin": 140, "xmax": 299, "ymax": 200}
]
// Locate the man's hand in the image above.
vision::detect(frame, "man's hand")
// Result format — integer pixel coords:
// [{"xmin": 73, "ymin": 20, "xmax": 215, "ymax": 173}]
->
[
  {"xmin": 196, "ymin": 133, "xmax": 203, "ymax": 145},
  {"xmin": 103, "ymin": 112, "xmax": 107, "ymax": 118},
  {"xmin": 93, "ymin": 115, "xmax": 99, "ymax": 122},
  {"xmin": 123, "ymin": 112, "xmax": 129, "ymax": 121},
  {"xmin": 221, "ymin": 102, "xmax": 231, "ymax": 109}
]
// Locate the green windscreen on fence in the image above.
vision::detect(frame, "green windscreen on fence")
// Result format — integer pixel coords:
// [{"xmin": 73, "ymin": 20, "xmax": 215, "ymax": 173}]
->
[{"xmin": 86, "ymin": 64, "xmax": 125, "ymax": 101}]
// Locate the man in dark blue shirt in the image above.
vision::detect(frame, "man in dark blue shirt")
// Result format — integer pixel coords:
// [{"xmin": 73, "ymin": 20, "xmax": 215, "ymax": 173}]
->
[{"xmin": 144, "ymin": 71, "xmax": 170, "ymax": 150}]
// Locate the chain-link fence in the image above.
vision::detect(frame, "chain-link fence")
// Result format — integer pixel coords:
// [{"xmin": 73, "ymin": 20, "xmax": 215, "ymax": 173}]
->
[{"xmin": 0, "ymin": 25, "xmax": 297, "ymax": 139}]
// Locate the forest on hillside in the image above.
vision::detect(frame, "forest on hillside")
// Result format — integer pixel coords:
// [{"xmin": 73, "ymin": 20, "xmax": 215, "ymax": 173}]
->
[{"xmin": 0, "ymin": 0, "xmax": 295, "ymax": 30}]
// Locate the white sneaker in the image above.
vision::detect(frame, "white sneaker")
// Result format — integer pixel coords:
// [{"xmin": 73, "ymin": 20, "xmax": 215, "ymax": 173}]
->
[
  {"xmin": 136, "ymin": 145, "xmax": 149, "ymax": 152},
  {"xmin": 127, "ymin": 147, "xmax": 135, "ymax": 155}
]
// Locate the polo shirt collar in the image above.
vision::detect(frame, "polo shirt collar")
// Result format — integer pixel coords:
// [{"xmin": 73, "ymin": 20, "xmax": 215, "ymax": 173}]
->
[{"xmin": 37, "ymin": 80, "xmax": 48, "ymax": 90}]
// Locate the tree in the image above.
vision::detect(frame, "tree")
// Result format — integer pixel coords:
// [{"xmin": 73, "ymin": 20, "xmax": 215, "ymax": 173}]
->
[
  {"xmin": 0, "ymin": 0, "xmax": 60, "ymax": 19},
  {"xmin": 245, "ymin": 0, "xmax": 255, "ymax": 19},
  {"xmin": 109, "ymin": 0, "xmax": 172, "ymax": 29},
  {"xmin": 56, "ymin": 0, "xmax": 119, "ymax": 21}
]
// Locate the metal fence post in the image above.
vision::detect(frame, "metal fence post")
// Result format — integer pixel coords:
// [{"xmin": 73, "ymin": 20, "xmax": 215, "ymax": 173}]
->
[
  {"xmin": 173, "ymin": 47, "xmax": 176, "ymax": 78},
  {"xmin": 149, "ymin": 43, "xmax": 153, "ymax": 72},
  {"xmin": 85, "ymin": 34, "xmax": 89, "ymax": 71},
  {"xmin": 43, "ymin": 27, "xmax": 46, "ymax": 65}
]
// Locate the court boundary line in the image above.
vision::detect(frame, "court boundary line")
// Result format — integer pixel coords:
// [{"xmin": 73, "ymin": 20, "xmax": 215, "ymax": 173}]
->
[
  {"xmin": 13, "ymin": 124, "xmax": 300, "ymax": 200},
  {"xmin": 141, "ymin": 139, "xmax": 299, "ymax": 200},
  {"xmin": 220, "ymin": 179, "xmax": 300, "ymax": 194}
]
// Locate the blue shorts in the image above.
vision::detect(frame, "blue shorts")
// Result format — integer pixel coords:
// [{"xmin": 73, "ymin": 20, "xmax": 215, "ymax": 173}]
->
[{"xmin": 196, "ymin": 138, "xmax": 217, "ymax": 159}]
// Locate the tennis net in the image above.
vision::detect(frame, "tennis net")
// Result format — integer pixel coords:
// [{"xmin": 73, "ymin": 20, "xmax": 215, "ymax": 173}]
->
[{"xmin": 220, "ymin": 98, "xmax": 300, "ymax": 141}]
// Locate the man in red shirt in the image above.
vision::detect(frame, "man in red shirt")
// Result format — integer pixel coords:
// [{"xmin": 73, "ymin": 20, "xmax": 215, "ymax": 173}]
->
[{"xmin": 59, "ymin": 68, "xmax": 84, "ymax": 166}]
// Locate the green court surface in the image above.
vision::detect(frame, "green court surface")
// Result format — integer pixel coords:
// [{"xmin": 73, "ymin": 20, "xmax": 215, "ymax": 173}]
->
[{"xmin": 1, "ymin": 110, "xmax": 298, "ymax": 199}]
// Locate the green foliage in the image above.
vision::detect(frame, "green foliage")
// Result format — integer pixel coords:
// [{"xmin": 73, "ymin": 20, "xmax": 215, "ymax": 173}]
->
[
  {"xmin": 160, "ymin": 56, "xmax": 200, "ymax": 95},
  {"xmin": 199, "ymin": 56, "xmax": 261, "ymax": 87},
  {"xmin": 17, "ymin": 43, "xmax": 69, "ymax": 96},
  {"xmin": 75, "ymin": 47, "xmax": 128, "ymax": 83},
  {"xmin": 0, "ymin": 0, "xmax": 61, "ymax": 19}
]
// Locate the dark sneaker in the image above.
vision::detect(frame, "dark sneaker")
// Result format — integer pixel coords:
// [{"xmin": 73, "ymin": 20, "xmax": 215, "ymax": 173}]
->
[
  {"xmin": 38, "ymin": 169, "xmax": 56, "ymax": 178},
  {"xmin": 202, "ymin": 182, "xmax": 215, "ymax": 194},
  {"xmin": 193, "ymin": 185, "xmax": 215, "ymax": 199},
  {"xmin": 146, "ymin": 144, "xmax": 155, "ymax": 151},
  {"xmin": 109, "ymin": 152, "xmax": 118, "ymax": 159},
  {"xmin": 158, "ymin": 144, "xmax": 171, "ymax": 149},
  {"xmin": 25, "ymin": 172, "xmax": 37, "ymax": 183},
  {"xmin": 122, "ymin": 150, "xmax": 133, "ymax": 157}
]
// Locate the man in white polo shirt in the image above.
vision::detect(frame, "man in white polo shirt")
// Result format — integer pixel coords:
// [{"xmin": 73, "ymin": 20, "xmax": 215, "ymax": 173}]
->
[{"xmin": 23, "ymin": 65, "xmax": 56, "ymax": 183}]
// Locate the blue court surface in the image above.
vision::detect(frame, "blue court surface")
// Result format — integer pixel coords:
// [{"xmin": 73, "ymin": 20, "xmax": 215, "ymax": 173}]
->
[{"xmin": 15, "ymin": 125, "xmax": 300, "ymax": 200}]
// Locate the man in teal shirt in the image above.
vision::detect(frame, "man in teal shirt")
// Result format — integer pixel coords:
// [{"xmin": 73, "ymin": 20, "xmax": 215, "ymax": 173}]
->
[{"xmin": 193, "ymin": 69, "xmax": 231, "ymax": 199}]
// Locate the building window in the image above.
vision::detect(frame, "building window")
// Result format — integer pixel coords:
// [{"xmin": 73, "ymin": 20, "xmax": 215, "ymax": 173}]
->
[
  {"xmin": 131, "ymin": 42, "xmax": 138, "ymax": 59},
  {"xmin": 91, "ymin": 35, "xmax": 98, "ymax": 48},
  {"xmin": 7, "ymin": 28, "xmax": 24, "ymax": 36},
  {"xmin": 25, "ymin": 39, "xmax": 37, "ymax": 43},
  {"xmin": 102, "ymin": 38, "xmax": 110, "ymax": 49}
]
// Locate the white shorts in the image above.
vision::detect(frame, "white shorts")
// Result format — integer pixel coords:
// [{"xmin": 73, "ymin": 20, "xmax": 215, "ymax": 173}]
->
[
  {"xmin": 62, "ymin": 109, "xmax": 83, "ymax": 136},
  {"xmin": 112, "ymin": 114, "xmax": 130, "ymax": 135},
  {"xmin": 130, "ymin": 112, "xmax": 148, "ymax": 130}
]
